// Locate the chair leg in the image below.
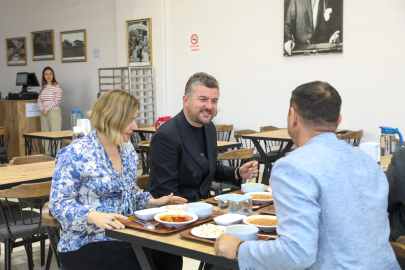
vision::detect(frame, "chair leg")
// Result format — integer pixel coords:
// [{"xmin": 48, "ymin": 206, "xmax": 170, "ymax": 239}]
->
[
  {"xmin": 5, "ymin": 239, "xmax": 11, "ymax": 270},
  {"xmin": 26, "ymin": 243, "xmax": 34, "ymax": 270},
  {"xmin": 41, "ymin": 238, "xmax": 45, "ymax": 266},
  {"xmin": 45, "ymin": 247, "xmax": 53, "ymax": 270}
]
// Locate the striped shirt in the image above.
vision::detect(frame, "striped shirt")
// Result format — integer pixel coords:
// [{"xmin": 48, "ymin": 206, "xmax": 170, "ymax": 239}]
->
[{"xmin": 38, "ymin": 84, "xmax": 62, "ymax": 111}]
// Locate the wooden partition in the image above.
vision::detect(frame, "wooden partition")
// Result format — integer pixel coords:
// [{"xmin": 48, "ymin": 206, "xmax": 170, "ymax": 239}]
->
[{"xmin": 0, "ymin": 100, "xmax": 41, "ymax": 159}]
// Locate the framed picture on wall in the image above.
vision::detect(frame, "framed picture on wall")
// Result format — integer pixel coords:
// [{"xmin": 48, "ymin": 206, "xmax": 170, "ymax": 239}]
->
[
  {"xmin": 60, "ymin": 29, "xmax": 87, "ymax": 63},
  {"xmin": 283, "ymin": 0, "xmax": 343, "ymax": 57},
  {"xmin": 126, "ymin": 18, "xmax": 152, "ymax": 67},
  {"xmin": 31, "ymin": 30, "xmax": 55, "ymax": 61},
  {"xmin": 5, "ymin": 37, "xmax": 27, "ymax": 66}
]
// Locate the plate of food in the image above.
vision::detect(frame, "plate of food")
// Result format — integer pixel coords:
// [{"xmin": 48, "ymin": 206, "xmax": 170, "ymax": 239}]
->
[
  {"xmin": 160, "ymin": 204, "xmax": 187, "ymax": 212},
  {"xmin": 243, "ymin": 215, "xmax": 277, "ymax": 232},
  {"xmin": 154, "ymin": 211, "xmax": 198, "ymax": 228},
  {"xmin": 244, "ymin": 192, "xmax": 273, "ymax": 204},
  {"xmin": 191, "ymin": 224, "xmax": 227, "ymax": 239}
]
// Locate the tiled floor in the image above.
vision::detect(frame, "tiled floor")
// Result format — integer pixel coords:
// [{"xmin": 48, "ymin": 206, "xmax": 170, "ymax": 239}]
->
[{"xmin": 0, "ymin": 240, "xmax": 202, "ymax": 269}]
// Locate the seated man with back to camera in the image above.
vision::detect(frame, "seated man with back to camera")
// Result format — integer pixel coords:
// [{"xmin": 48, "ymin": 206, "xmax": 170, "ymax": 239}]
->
[
  {"xmin": 147, "ymin": 72, "xmax": 258, "ymax": 202},
  {"xmin": 215, "ymin": 81, "xmax": 400, "ymax": 269}
]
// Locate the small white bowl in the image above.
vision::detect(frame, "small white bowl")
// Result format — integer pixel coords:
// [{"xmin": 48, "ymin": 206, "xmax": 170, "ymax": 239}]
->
[
  {"xmin": 243, "ymin": 215, "xmax": 277, "ymax": 232},
  {"xmin": 214, "ymin": 214, "xmax": 246, "ymax": 226},
  {"xmin": 244, "ymin": 192, "xmax": 273, "ymax": 204},
  {"xmin": 225, "ymin": 225, "xmax": 258, "ymax": 241},
  {"xmin": 185, "ymin": 203, "xmax": 213, "ymax": 220},
  {"xmin": 241, "ymin": 183, "xmax": 265, "ymax": 193},
  {"xmin": 134, "ymin": 208, "xmax": 166, "ymax": 221},
  {"xmin": 154, "ymin": 211, "xmax": 198, "ymax": 228}
]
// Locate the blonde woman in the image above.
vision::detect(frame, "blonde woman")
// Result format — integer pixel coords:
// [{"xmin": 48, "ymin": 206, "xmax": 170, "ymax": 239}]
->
[{"xmin": 49, "ymin": 89, "xmax": 187, "ymax": 270}]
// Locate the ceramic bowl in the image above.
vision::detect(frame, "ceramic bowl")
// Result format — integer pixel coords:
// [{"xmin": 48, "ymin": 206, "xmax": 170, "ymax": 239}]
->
[
  {"xmin": 185, "ymin": 203, "xmax": 213, "ymax": 220},
  {"xmin": 225, "ymin": 225, "xmax": 258, "ymax": 241},
  {"xmin": 243, "ymin": 215, "xmax": 277, "ymax": 232},
  {"xmin": 154, "ymin": 211, "xmax": 198, "ymax": 228},
  {"xmin": 241, "ymin": 183, "xmax": 265, "ymax": 193},
  {"xmin": 244, "ymin": 192, "xmax": 274, "ymax": 204},
  {"xmin": 213, "ymin": 214, "xmax": 246, "ymax": 226},
  {"xmin": 134, "ymin": 208, "xmax": 166, "ymax": 221}
]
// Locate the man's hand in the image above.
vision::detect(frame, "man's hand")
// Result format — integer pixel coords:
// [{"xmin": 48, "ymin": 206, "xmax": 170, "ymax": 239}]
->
[
  {"xmin": 239, "ymin": 161, "xmax": 259, "ymax": 180},
  {"xmin": 146, "ymin": 193, "xmax": 187, "ymax": 208},
  {"xmin": 329, "ymin": 31, "xmax": 340, "ymax": 44},
  {"xmin": 41, "ymin": 109, "xmax": 48, "ymax": 116},
  {"xmin": 284, "ymin": 40, "xmax": 295, "ymax": 56},
  {"xmin": 215, "ymin": 234, "xmax": 242, "ymax": 260}
]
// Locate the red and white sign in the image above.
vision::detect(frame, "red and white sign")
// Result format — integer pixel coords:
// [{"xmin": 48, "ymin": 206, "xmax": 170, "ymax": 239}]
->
[{"xmin": 189, "ymin": 32, "xmax": 201, "ymax": 54}]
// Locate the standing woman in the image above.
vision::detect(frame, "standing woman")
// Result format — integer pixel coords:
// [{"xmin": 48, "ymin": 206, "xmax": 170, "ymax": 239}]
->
[{"xmin": 37, "ymin": 66, "xmax": 62, "ymax": 155}]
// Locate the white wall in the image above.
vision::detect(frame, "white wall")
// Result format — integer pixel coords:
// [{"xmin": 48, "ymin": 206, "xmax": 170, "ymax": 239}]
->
[
  {"xmin": 0, "ymin": 0, "xmax": 117, "ymax": 129},
  {"xmin": 115, "ymin": 0, "xmax": 167, "ymax": 117},
  {"xmin": 165, "ymin": 0, "xmax": 405, "ymax": 142}
]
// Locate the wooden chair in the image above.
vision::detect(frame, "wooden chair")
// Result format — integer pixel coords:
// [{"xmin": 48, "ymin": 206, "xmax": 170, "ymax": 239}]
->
[
  {"xmin": 9, "ymin": 154, "xmax": 55, "ymax": 165},
  {"xmin": 211, "ymin": 148, "xmax": 254, "ymax": 195},
  {"xmin": 260, "ymin": 125, "xmax": 280, "ymax": 132},
  {"xmin": 139, "ymin": 140, "xmax": 151, "ymax": 175},
  {"xmin": 137, "ymin": 175, "xmax": 149, "ymax": 190},
  {"xmin": 42, "ymin": 202, "xmax": 62, "ymax": 270},
  {"xmin": 216, "ymin": 125, "xmax": 233, "ymax": 142},
  {"xmin": 0, "ymin": 181, "xmax": 51, "ymax": 270},
  {"xmin": 131, "ymin": 123, "xmax": 154, "ymax": 152},
  {"xmin": 61, "ymin": 139, "xmax": 72, "ymax": 148},
  {"xmin": 0, "ymin": 128, "xmax": 11, "ymax": 164},
  {"xmin": 234, "ymin": 129, "xmax": 258, "ymax": 149},
  {"xmin": 340, "ymin": 130, "xmax": 363, "ymax": 147},
  {"xmin": 391, "ymin": 236, "xmax": 405, "ymax": 269}
]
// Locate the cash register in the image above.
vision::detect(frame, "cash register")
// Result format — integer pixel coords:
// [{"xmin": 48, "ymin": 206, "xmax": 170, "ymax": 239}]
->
[{"xmin": 8, "ymin": 72, "xmax": 40, "ymax": 100}]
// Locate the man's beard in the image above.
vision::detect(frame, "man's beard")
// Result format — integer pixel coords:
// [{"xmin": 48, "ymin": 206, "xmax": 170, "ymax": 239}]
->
[{"xmin": 187, "ymin": 108, "xmax": 215, "ymax": 125}]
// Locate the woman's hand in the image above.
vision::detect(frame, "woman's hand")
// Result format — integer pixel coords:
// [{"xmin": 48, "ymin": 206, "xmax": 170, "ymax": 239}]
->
[
  {"xmin": 41, "ymin": 109, "xmax": 48, "ymax": 116},
  {"xmin": 146, "ymin": 193, "xmax": 187, "ymax": 208},
  {"xmin": 87, "ymin": 211, "xmax": 128, "ymax": 230},
  {"xmin": 239, "ymin": 161, "xmax": 259, "ymax": 180}
]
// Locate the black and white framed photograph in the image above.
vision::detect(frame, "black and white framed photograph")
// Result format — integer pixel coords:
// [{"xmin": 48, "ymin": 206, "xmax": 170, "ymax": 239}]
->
[
  {"xmin": 126, "ymin": 18, "xmax": 152, "ymax": 67},
  {"xmin": 31, "ymin": 29, "xmax": 55, "ymax": 61},
  {"xmin": 60, "ymin": 29, "xmax": 87, "ymax": 63},
  {"xmin": 284, "ymin": 0, "xmax": 343, "ymax": 57},
  {"xmin": 5, "ymin": 37, "xmax": 27, "ymax": 66}
]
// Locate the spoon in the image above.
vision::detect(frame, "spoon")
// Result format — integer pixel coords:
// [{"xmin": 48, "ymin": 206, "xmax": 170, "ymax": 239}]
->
[{"xmin": 132, "ymin": 219, "xmax": 156, "ymax": 230}]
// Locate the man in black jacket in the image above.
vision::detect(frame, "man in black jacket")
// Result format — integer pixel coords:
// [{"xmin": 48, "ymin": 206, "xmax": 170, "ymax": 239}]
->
[{"xmin": 147, "ymin": 72, "xmax": 258, "ymax": 202}]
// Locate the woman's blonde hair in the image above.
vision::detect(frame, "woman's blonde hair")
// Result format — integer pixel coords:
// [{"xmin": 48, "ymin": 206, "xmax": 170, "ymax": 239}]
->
[{"xmin": 89, "ymin": 89, "xmax": 139, "ymax": 145}]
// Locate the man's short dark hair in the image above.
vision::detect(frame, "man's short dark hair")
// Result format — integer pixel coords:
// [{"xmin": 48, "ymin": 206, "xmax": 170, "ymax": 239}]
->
[
  {"xmin": 185, "ymin": 72, "xmax": 219, "ymax": 97},
  {"xmin": 290, "ymin": 81, "xmax": 342, "ymax": 129}
]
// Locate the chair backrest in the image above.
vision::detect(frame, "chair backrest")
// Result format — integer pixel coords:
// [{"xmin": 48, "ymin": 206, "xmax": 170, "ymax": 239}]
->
[
  {"xmin": 217, "ymin": 148, "xmax": 254, "ymax": 167},
  {"xmin": 234, "ymin": 129, "xmax": 257, "ymax": 149},
  {"xmin": 0, "ymin": 128, "xmax": 10, "ymax": 148},
  {"xmin": 137, "ymin": 175, "xmax": 149, "ymax": 189},
  {"xmin": 216, "ymin": 125, "xmax": 233, "ymax": 141},
  {"xmin": 61, "ymin": 139, "xmax": 72, "ymax": 146},
  {"xmin": 9, "ymin": 154, "xmax": 55, "ymax": 165},
  {"xmin": 336, "ymin": 134, "xmax": 342, "ymax": 140},
  {"xmin": 341, "ymin": 130, "xmax": 363, "ymax": 146},
  {"xmin": 137, "ymin": 123, "xmax": 154, "ymax": 128},
  {"xmin": 391, "ymin": 242, "xmax": 405, "ymax": 260},
  {"xmin": 260, "ymin": 125, "xmax": 280, "ymax": 132}
]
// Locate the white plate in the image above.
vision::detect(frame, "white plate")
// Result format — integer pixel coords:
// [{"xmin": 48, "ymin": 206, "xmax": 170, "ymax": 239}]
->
[
  {"xmin": 214, "ymin": 214, "xmax": 246, "ymax": 226},
  {"xmin": 154, "ymin": 211, "xmax": 198, "ymax": 228},
  {"xmin": 243, "ymin": 215, "xmax": 277, "ymax": 232},
  {"xmin": 191, "ymin": 225, "xmax": 227, "ymax": 239},
  {"xmin": 244, "ymin": 192, "xmax": 273, "ymax": 204},
  {"xmin": 160, "ymin": 204, "xmax": 187, "ymax": 212}
]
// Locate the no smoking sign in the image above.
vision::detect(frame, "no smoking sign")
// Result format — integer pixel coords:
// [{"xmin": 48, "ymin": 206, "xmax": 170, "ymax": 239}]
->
[{"xmin": 189, "ymin": 32, "xmax": 201, "ymax": 54}]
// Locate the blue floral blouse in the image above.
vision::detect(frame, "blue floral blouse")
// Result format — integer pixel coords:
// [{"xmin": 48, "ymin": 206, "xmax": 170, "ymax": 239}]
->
[{"xmin": 49, "ymin": 130, "xmax": 152, "ymax": 252}]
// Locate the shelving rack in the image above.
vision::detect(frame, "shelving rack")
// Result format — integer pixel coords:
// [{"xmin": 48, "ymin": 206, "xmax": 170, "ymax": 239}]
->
[{"xmin": 98, "ymin": 67, "xmax": 155, "ymax": 125}]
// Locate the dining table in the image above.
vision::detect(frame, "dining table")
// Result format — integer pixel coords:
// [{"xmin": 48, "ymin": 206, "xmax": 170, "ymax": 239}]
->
[
  {"xmin": 138, "ymin": 140, "xmax": 242, "ymax": 175},
  {"xmin": 23, "ymin": 130, "xmax": 73, "ymax": 157},
  {"xmin": 106, "ymin": 188, "xmax": 273, "ymax": 270},
  {"xmin": 135, "ymin": 126, "xmax": 156, "ymax": 141},
  {"xmin": 242, "ymin": 129, "xmax": 348, "ymax": 184},
  {"xmin": 0, "ymin": 161, "xmax": 55, "ymax": 189}
]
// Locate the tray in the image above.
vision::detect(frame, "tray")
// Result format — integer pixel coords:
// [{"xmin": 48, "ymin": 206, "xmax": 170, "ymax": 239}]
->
[
  {"xmin": 258, "ymin": 204, "xmax": 276, "ymax": 215},
  {"xmin": 179, "ymin": 222, "xmax": 277, "ymax": 244},
  {"xmin": 119, "ymin": 210, "xmax": 225, "ymax": 234},
  {"xmin": 204, "ymin": 189, "xmax": 273, "ymax": 210}
]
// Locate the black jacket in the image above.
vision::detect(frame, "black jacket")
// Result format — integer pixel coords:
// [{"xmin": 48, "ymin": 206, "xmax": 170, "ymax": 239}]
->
[{"xmin": 146, "ymin": 110, "xmax": 238, "ymax": 202}]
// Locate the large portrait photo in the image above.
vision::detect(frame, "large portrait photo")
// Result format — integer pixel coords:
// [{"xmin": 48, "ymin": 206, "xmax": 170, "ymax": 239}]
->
[
  {"xmin": 284, "ymin": 0, "xmax": 343, "ymax": 57},
  {"xmin": 6, "ymin": 37, "xmax": 27, "ymax": 66},
  {"xmin": 60, "ymin": 29, "xmax": 87, "ymax": 63},
  {"xmin": 31, "ymin": 30, "xmax": 55, "ymax": 61},
  {"xmin": 126, "ymin": 18, "xmax": 152, "ymax": 67}
]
